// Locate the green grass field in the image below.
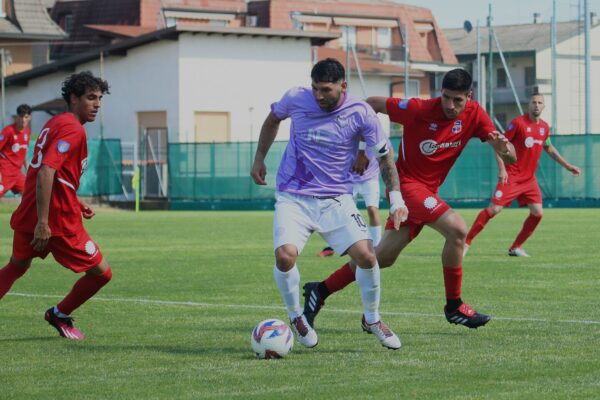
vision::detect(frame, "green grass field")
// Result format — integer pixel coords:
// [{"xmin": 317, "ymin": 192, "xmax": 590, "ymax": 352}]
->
[{"xmin": 0, "ymin": 205, "xmax": 598, "ymax": 399}]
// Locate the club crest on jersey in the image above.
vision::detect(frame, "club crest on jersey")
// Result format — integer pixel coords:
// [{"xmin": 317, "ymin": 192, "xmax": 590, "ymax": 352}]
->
[
  {"xmin": 429, "ymin": 123, "xmax": 438, "ymax": 131},
  {"xmin": 451, "ymin": 120, "xmax": 462, "ymax": 134},
  {"xmin": 398, "ymin": 99, "xmax": 409, "ymax": 109},
  {"xmin": 527, "ymin": 127, "xmax": 532, "ymax": 132},
  {"xmin": 540, "ymin": 127, "xmax": 545, "ymax": 135},
  {"xmin": 57, "ymin": 140, "xmax": 71, "ymax": 153}
]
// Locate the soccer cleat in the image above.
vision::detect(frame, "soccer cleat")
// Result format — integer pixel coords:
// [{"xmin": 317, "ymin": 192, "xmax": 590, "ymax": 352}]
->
[
  {"xmin": 44, "ymin": 307, "xmax": 85, "ymax": 340},
  {"xmin": 508, "ymin": 247, "xmax": 530, "ymax": 257},
  {"xmin": 444, "ymin": 303, "xmax": 491, "ymax": 329},
  {"xmin": 290, "ymin": 314, "xmax": 318, "ymax": 348},
  {"xmin": 317, "ymin": 247, "xmax": 335, "ymax": 257},
  {"xmin": 463, "ymin": 244, "xmax": 470, "ymax": 257},
  {"xmin": 360, "ymin": 315, "xmax": 401, "ymax": 350},
  {"xmin": 302, "ymin": 282, "xmax": 324, "ymax": 328}
]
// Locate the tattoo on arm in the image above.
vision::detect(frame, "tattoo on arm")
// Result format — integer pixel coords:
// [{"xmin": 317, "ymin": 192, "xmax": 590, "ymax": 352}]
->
[{"xmin": 377, "ymin": 151, "xmax": 400, "ymax": 192}]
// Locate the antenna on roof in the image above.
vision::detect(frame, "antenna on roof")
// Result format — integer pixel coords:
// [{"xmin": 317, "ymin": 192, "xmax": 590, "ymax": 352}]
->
[{"xmin": 463, "ymin": 20, "xmax": 473, "ymax": 33}]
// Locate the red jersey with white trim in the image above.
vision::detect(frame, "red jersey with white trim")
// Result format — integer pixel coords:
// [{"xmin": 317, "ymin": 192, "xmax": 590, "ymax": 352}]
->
[
  {"xmin": 0, "ymin": 123, "xmax": 30, "ymax": 170},
  {"xmin": 503, "ymin": 114, "xmax": 550, "ymax": 183},
  {"xmin": 387, "ymin": 97, "xmax": 495, "ymax": 191},
  {"xmin": 11, "ymin": 113, "xmax": 88, "ymax": 236}
]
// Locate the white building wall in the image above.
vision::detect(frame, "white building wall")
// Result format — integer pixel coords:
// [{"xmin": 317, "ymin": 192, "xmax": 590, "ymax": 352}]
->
[
  {"xmin": 5, "ymin": 39, "xmax": 180, "ymax": 141},
  {"xmin": 537, "ymin": 25, "xmax": 600, "ymax": 134},
  {"xmin": 177, "ymin": 33, "xmax": 313, "ymax": 142}
]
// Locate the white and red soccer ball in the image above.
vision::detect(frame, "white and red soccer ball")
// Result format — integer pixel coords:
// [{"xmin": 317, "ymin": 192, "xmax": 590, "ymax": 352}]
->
[{"xmin": 251, "ymin": 319, "xmax": 293, "ymax": 359}]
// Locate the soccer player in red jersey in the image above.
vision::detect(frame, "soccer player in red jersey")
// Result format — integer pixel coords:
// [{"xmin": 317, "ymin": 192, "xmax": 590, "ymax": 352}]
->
[
  {"xmin": 0, "ymin": 71, "xmax": 112, "ymax": 340},
  {"xmin": 0, "ymin": 104, "xmax": 32, "ymax": 198},
  {"xmin": 464, "ymin": 93, "xmax": 581, "ymax": 257},
  {"xmin": 303, "ymin": 69, "xmax": 516, "ymax": 330}
]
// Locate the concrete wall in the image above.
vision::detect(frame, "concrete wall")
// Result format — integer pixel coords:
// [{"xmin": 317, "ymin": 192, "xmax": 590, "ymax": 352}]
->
[
  {"xmin": 537, "ymin": 25, "xmax": 600, "ymax": 134},
  {"xmin": 177, "ymin": 33, "xmax": 312, "ymax": 142}
]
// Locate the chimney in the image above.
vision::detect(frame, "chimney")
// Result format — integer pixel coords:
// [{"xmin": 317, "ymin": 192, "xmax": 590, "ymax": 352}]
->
[{"xmin": 533, "ymin": 13, "xmax": 541, "ymax": 24}]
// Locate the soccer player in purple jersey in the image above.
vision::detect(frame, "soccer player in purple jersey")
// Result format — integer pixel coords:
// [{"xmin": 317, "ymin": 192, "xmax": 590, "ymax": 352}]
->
[
  {"xmin": 250, "ymin": 58, "xmax": 408, "ymax": 350},
  {"xmin": 318, "ymin": 144, "xmax": 382, "ymax": 257}
]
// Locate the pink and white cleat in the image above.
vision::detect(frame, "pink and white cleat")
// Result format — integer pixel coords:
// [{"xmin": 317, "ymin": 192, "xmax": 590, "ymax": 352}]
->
[{"xmin": 44, "ymin": 307, "xmax": 85, "ymax": 340}]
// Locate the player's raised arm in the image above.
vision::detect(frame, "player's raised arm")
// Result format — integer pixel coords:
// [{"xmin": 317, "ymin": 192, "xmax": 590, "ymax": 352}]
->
[
  {"xmin": 487, "ymin": 131, "xmax": 517, "ymax": 165},
  {"xmin": 251, "ymin": 112, "xmax": 281, "ymax": 185},
  {"xmin": 366, "ymin": 96, "xmax": 388, "ymax": 114},
  {"xmin": 543, "ymin": 140, "xmax": 581, "ymax": 176}
]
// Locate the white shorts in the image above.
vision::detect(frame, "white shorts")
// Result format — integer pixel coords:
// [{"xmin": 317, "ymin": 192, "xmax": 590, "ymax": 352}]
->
[
  {"xmin": 353, "ymin": 177, "xmax": 381, "ymax": 208},
  {"xmin": 273, "ymin": 191, "xmax": 370, "ymax": 255}
]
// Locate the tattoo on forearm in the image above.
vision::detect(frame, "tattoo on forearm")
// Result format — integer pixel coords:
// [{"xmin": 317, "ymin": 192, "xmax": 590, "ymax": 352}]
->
[{"xmin": 378, "ymin": 153, "xmax": 400, "ymax": 192}]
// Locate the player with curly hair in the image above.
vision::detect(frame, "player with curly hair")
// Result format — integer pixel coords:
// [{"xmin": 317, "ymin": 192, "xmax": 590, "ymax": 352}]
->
[{"xmin": 0, "ymin": 71, "xmax": 111, "ymax": 340}]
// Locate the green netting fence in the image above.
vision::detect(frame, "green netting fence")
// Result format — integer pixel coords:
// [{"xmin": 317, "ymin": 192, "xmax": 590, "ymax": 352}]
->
[
  {"xmin": 168, "ymin": 135, "xmax": 600, "ymax": 209},
  {"xmin": 21, "ymin": 138, "xmax": 123, "ymax": 197}
]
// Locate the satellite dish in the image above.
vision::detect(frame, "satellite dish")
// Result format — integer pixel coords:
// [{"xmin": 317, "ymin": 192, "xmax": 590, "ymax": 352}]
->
[{"xmin": 463, "ymin": 20, "xmax": 473, "ymax": 33}]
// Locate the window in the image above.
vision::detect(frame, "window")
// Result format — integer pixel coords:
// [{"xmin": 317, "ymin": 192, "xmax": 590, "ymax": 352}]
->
[
  {"xmin": 62, "ymin": 14, "xmax": 73, "ymax": 34},
  {"xmin": 496, "ymin": 68, "xmax": 507, "ymax": 88},
  {"xmin": 340, "ymin": 26, "xmax": 356, "ymax": 49},
  {"xmin": 525, "ymin": 66, "xmax": 536, "ymax": 86},
  {"xmin": 194, "ymin": 112, "xmax": 230, "ymax": 142},
  {"xmin": 377, "ymin": 27, "xmax": 392, "ymax": 49},
  {"xmin": 208, "ymin": 19, "xmax": 228, "ymax": 27}
]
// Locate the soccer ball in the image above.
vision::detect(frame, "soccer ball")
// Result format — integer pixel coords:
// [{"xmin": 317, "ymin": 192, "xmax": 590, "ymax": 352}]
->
[{"xmin": 251, "ymin": 319, "xmax": 293, "ymax": 359}]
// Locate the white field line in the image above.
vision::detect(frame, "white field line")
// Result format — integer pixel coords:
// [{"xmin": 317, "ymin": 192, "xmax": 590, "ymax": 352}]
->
[{"xmin": 9, "ymin": 292, "xmax": 600, "ymax": 325}]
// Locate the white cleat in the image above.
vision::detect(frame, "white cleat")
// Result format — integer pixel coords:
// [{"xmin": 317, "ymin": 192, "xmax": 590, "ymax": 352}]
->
[
  {"xmin": 463, "ymin": 244, "xmax": 470, "ymax": 257},
  {"xmin": 290, "ymin": 314, "xmax": 318, "ymax": 348},
  {"xmin": 508, "ymin": 247, "xmax": 530, "ymax": 257},
  {"xmin": 361, "ymin": 315, "xmax": 401, "ymax": 350}
]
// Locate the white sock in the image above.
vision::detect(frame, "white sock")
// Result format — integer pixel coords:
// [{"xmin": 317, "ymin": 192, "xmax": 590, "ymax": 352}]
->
[
  {"xmin": 369, "ymin": 225, "xmax": 382, "ymax": 247},
  {"xmin": 273, "ymin": 265, "xmax": 302, "ymax": 320},
  {"xmin": 355, "ymin": 263, "xmax": 381, "ymax": 324}
]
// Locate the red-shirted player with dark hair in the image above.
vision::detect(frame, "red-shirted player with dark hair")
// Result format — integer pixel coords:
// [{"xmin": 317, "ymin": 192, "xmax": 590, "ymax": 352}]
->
[
  {"xmin": 0, "ymin": 71, "xmax": 111, "ymax": 340},
  {"xmin": 0, "ymin": 104, "xmax": 32, "ymax": 198},
  {"xmin": 464, "ymin": 93, "xmax": 581, "ymax": 257},
  {"xmin": 303, "ymin": 69, "xmax": 517, "ymax": 330}
]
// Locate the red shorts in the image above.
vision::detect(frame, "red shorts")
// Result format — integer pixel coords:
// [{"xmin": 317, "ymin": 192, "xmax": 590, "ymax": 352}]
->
[
  {"xmin": 491, "ymin": 178, "xmax": 542, "ymax": 207},
  {"xmin": 12, "ymin": 229, "xmax": 104, "ymax": 273},
  {"xmin": 0, "ymin": 171, "xmax": 25, "ymax": 197},
  {"xmin": 385, "ymin": 181, "xmax": 450, "ymax": 240}
]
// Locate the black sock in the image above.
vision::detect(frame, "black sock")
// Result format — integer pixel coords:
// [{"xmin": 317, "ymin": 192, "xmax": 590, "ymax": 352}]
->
[
  {"xmin": 446, "ymin": 298, "xmax": 463, "ymax": 313},
  {"xmin": 316, "ymin": 282, "xmax": 331, "ymax": 301}
]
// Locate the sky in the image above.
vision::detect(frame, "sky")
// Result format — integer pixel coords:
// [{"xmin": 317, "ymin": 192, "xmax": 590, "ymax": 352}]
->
[{"xmin": 392, "ymin": 0, "xmax": 600, "ymax": 28}]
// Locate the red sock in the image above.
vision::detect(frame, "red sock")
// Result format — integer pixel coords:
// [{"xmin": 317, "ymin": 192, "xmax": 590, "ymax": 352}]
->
[
  {"xmin": 511, "ymin": 214, "xmax": 542, "ymax": 249},
  {"xmin": 0, "ymin": 261, "xmax": 29, "ymax": 299},
  {"xmin": 466, "ymin": 208, "xmax": 494, "ymax": 245},
  {"xmin": 324, "ymin": 263, "xmax": 356, "ymax": 293},
  {"xmin": 57, "ymin": 268, "xmax": 112, "ymax": 315},
  {"xmin": 443, "ymin": 266, "xmax": 463, "ymax": 300}
]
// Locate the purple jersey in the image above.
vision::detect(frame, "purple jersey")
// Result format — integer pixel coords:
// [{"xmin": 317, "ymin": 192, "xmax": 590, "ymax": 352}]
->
[
  {"xmin": 272, "ymin": 87, "xmax": 387, "ymax": 196},
  {"xmin": 351, "ymin": 146, "xmax": 380, "ymax": 183}
]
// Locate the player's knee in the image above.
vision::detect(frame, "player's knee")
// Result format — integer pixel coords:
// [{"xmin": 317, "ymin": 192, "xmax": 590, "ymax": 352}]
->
[
  {"xmin": 488, "ymin": 205, "xmax": 502, "ymax": 216},
  {"xmin": 531, "ymin": 210, "xmax": 543, "ymax": 218},
  {"xmin": 99, "ymin": 266, "xmax": 113, "ymax": 284},
  {"xmin": 353, "ymin": 251, "xmax": 377, "ymax": 268},
  {"xmin": 450, "ymin": 224, "xmax": 468, "ymax": 244},
  {"xmin": 377, "ymin": 253, "xmax": 396, "ymax": 269},
  {"xmin": 274, "ymin": 248, "xmax": 297, "ymax": 270}
]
